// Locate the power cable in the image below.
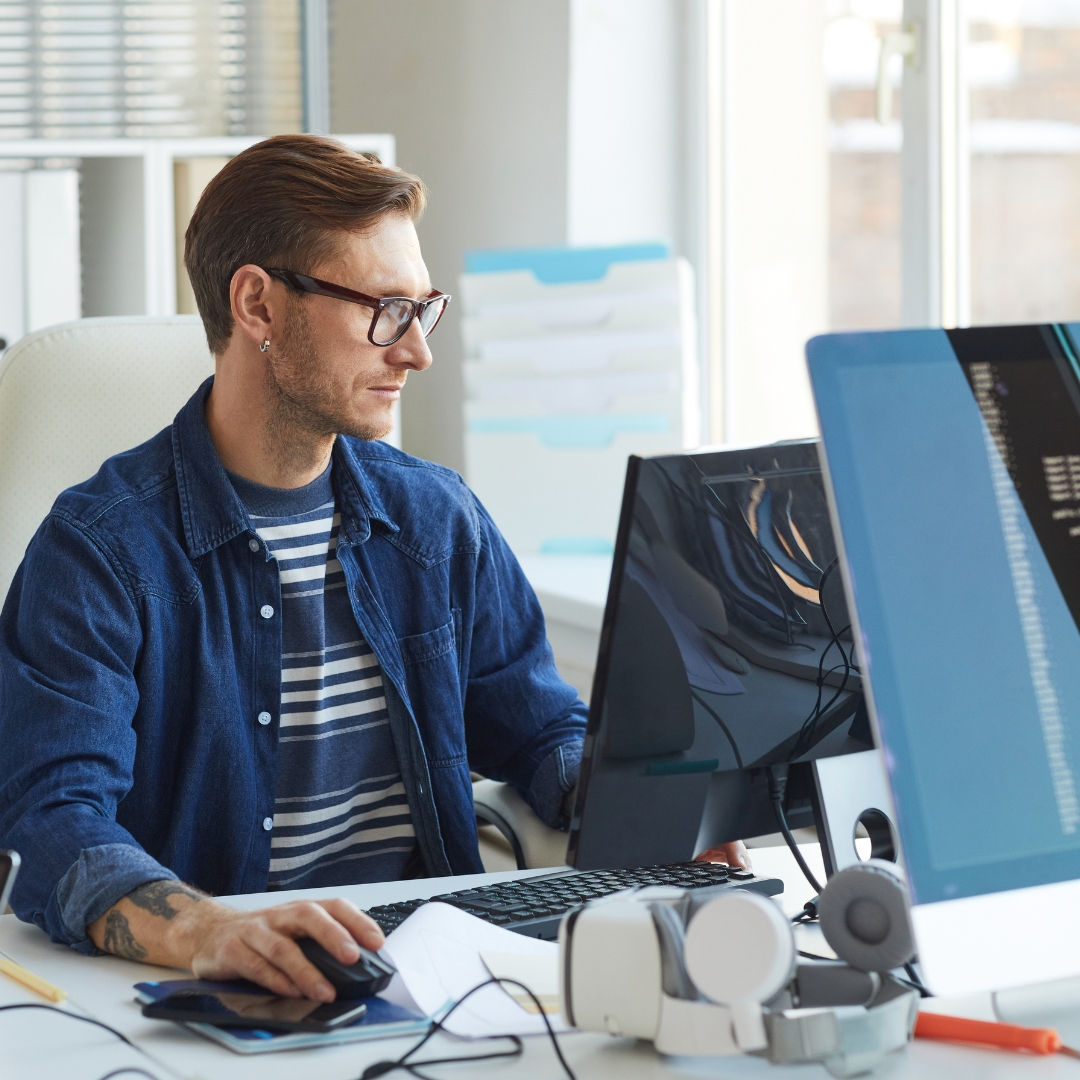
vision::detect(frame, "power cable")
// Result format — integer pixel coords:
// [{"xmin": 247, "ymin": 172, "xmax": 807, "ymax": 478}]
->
[
  {"xmin": 360, "ymin": 977, "xmax": 576, "ymax": 1080},
  {"xmin": 0, "ymin": 1003, "xmax": 163, "ymax": 1080},
  {"xmin": 766, "ymin": 765, "xmax": 824, "ymax": 896}
]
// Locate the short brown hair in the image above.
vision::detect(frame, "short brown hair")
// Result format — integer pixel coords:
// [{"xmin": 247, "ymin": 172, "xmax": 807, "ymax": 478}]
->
[{"xmin": 185, "ymin": 134, "xmax": 426, "ymax": 354}]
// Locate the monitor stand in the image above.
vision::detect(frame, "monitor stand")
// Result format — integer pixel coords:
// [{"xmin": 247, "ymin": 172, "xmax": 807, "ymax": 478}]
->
[{"xmin": 811, "ymin": 749, "xmax": 900, "ymax": 877}]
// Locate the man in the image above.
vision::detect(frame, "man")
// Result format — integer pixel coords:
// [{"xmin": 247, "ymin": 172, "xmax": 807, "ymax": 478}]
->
[{"xmin": 0, "ymin": 136, "xmax": 742, "ymax": 1002}]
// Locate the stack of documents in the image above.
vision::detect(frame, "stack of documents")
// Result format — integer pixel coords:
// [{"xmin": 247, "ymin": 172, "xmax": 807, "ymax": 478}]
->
[{"xmin": 461, "ymin": 244, "xmax": 699, "ymax": 556}]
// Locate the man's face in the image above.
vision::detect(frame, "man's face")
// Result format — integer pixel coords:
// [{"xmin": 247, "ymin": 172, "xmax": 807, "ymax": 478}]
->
[{"xmin": 266, "ymin": 214, "xmax": 434, "ymax": 443}]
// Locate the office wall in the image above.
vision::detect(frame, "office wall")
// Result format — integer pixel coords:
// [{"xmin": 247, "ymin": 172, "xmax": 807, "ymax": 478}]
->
[
  {"xmin": 567, "ymin": 0, "xmax": 681, "ymax": 248},
  {"xmin": 331, "ymin": 1, "xmax": 572, "ymax": 471},
  {"xmin": 567, "ymin": 0, "xmax": 711, "ymax": 431},
  {"xmin": 331, "ymin": 0, "xmax": 707, "ymax": 468}
]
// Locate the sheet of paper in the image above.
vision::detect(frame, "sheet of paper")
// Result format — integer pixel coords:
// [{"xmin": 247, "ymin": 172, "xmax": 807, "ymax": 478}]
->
[
  {"xmin": 378, "ymin": 902, "xmax": 566, "ymax": 1037},
  {"xmin": 479, "ymin": 950, "xmax": 560, "ymax": 1014}
]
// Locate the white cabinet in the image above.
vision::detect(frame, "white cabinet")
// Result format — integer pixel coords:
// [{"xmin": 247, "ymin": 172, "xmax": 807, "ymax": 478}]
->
[{"xmin": 0, "ymin": 169, "xmax": 82, "ymax": 348}]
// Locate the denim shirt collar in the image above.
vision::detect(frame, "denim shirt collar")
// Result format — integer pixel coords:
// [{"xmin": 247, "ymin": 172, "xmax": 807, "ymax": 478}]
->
[{"xmin": 171, "ymin": 376, "xmax": 399, "ymax": 559}]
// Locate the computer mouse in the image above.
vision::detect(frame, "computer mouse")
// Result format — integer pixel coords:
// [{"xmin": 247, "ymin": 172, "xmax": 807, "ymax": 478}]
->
[{"xmin": 296, "ymin": 937, "xmax": 396, "ymax": 1000}]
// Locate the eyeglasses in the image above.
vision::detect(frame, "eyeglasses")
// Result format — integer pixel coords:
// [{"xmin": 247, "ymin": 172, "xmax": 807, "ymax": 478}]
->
[{"xmin": 264, "ymin": 268, "xmax": 451, "ymax": 347}]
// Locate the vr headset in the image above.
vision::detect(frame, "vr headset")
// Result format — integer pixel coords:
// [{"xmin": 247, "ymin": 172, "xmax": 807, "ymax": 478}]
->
[{"xmin": 559, "ymin": 860, "xmax": 919, "ymax": 1078}]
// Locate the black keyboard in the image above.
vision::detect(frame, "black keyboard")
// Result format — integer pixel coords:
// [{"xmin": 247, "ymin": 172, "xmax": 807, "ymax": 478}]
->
[{"xmin": 364, "ymin": 861, "xmax": 784, "ymax": 941}]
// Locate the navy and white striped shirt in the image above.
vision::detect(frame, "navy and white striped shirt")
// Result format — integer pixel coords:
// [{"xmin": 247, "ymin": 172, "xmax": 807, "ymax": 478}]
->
[{"xmin": 228, "ymin": 464, "xmax": 415, "ymax": 889}]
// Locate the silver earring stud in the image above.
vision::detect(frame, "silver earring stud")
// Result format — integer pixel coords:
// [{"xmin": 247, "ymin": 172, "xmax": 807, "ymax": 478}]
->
[{"xmin": 259, "ymin": 338, "xmax": 270, "ymax": 353}]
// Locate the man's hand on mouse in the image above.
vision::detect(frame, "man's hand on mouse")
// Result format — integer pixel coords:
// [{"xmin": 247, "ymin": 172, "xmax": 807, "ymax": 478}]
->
[{"xmin": 87, "ymin": 879, "xmax": 383, "ymax": 1001}]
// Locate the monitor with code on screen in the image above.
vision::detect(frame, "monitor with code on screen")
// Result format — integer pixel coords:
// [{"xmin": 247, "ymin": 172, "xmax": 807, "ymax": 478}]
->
[{"xmin": 808, "ymin": 322, "xmax": 1080, "ymax": 996}]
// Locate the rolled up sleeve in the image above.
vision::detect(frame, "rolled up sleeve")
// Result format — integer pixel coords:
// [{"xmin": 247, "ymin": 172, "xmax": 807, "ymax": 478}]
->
[
  {"xmin": 527, "ymin": 740, "xmax": 583, "ymax": 830},
  {"xmin": 54, "ymin": 844, "xmax": 178, "ymax": 955}
]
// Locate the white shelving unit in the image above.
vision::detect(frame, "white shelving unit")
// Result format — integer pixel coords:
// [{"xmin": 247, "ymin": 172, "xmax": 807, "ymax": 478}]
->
[
  {"xmin": 0, "ymin": 134, "xmax": 395, "ymax": 347},
  {"xmin": 460, "ymin": 246, "xmax": 698, "ymax": 558}
]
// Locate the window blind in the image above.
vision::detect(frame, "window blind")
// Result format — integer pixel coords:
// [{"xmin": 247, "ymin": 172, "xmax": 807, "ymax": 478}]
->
[{"xmin": 0, "ymin": 0, "xmax": 301, "ymax": 140}]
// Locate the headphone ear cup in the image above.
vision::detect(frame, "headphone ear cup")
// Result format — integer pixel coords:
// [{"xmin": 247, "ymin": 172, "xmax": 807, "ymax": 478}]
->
[
  {"xmin": 683, "ymin": 891, "xmax": 795, "ymax": 1004},
  {"xmin": 819, "ymin": 859, "xmax": 915, "ymax": 972}
]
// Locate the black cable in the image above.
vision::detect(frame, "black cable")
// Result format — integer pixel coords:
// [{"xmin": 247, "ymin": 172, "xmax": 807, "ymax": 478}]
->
[
  {"xmin": 790, "ymin": 896, "xmax": 819, "ymax": 924},
  {"xmin": 790, "ymin": 624, "xmax": 852, "ymax": 761},
  {"xmin": 360, "ymin": 977, "xmax": 577, "ymax": 1080},
  {"xmin": 817, "ymin": 559, "xmax": 859, "ymax": 673},
  {"xmin": 788, "ymin": 561, "xmax": 848, "ymax": 761},
  {"xmin": 766, "ymin": 765, "xmax": 824, "ymax": 895},
  {"xmin": 690, "ymin": 689, "xmax": 743, "ymax": 769},
  {"xmin": 814, "ymin": 655, "xmax": 854, "ymax": 716},
  {"xmin": 789, "ymin": 556, "xmax": 862, "ymax": 761},
  {"xmin": 817, "ymin": 559, "xmax": 842, "ymax": 647},
  {"xmin": 903, "ymin": 962, "xmax": 933, "ymax": 998},
  {"xmin": 0, "ymin": 1003, "xmax": 138, "ymax": 1048},
  {"xmin": 0, "ymin": 1004, "xmax": 163, "ymax": 1080}
]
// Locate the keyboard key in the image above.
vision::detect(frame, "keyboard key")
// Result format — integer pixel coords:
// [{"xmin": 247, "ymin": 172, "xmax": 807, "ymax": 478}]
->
[{"xmin": 362, "ymin": 861, "xmax": 776, "ymax": 940}]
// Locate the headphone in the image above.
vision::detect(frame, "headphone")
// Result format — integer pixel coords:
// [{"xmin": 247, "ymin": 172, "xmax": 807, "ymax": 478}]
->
[
  {"xmin": 684, "ymin": 891, "xmax": 795, "ymax": 1048},
  {"xmin": 819, "ymin": 858, "xmax": 915, "ymax": 973},
  {"xmin": 677, "ymin": 858, "xmax": 914, "ymax": 1022}
]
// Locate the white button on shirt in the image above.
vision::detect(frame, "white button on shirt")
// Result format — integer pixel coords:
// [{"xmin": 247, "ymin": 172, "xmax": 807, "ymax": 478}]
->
[
  {"xmin": 249, "ymin": 538, "xmax": 260, "ymax": 552},
  {"xmin": 258, "ymin": 711, "xmax": 272, "ymax": 726},
  {"xmin": 260, "ymin": 605, "xmax": 274, "ymax": 619},
  {"xmin": 262, "ymin": 817, "xmax": 274, "ymax": 831}
]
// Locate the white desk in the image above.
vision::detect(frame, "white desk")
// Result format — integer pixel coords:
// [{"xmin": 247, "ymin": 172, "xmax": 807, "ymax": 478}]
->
[{"xmin": 2, "ymin": 849, "xmax": 1076, "ymax": 1080}]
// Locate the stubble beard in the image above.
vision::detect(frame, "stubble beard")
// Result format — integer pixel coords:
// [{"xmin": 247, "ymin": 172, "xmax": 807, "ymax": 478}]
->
[{"xmin": 262, "ymin": 297, "xmax": 394, "ymax": 474}]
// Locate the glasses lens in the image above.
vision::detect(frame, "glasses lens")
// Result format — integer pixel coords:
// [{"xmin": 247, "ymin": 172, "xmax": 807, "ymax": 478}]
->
[
  {"xmin": 372, "ymin": 299, "xmax": 416, "ymax": 345},
  {"xmin": 418, "ymin": 296, "xmax": 449, "ymax": 337}
]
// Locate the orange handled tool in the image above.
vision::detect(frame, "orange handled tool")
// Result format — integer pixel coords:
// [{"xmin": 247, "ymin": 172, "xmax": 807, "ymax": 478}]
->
[{"xmin": 915, "ymin": 1011, "xmax": 1062, "ymax": 1055}]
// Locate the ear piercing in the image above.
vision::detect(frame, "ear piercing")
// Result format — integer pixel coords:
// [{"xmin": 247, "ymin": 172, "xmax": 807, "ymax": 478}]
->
[{"xmin": 259, "ymin": 339, "xmax": 270, "ymax": 353}]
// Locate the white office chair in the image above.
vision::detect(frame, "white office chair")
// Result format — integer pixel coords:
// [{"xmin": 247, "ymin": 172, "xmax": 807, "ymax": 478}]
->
[
  {"xmin": 0, "ymin": 316, "xmax": 216, "ymax": 598},
  {"xmin": 472, "ymin": 778, "xmax": 569, "ymax": 870},
  {"xmin": 0, "ymin": 316, "xmax": 566, "ymax": 869}
]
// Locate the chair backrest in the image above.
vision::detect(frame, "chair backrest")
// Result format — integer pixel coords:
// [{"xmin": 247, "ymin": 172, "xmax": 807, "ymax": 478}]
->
[{"xmin": 0, "ymin": 316, "xmax": 215, "ymax": 598}]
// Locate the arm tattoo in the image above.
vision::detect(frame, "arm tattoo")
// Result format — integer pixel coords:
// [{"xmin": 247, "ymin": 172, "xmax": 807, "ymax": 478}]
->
[
  {"xmin": 126, "ymin": 879, "xmax": 203, "ymax": 920},
  {"xmin": 102, "ymin": 910, "xmax": 147, "ymax": 962}
]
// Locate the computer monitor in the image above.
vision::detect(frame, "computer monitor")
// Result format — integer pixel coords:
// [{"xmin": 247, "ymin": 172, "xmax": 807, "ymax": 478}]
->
[
  {"xmin": 567, "ymin": 439, "xmax": 876, "ymax": 871},
  {"xmin": 808, "ymin": 322, "xmax": 1080, "ymax": 996}
]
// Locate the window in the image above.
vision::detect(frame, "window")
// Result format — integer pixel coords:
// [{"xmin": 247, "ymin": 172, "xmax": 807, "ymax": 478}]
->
[
  {"xmin": 707, "ymin": 0, "xmax": 1080, "ymax": 449},
  {"xmin": 968, "ymin": 0, "xmax": 1080, "ymax": 324},
  {"xmin": 827, "ymin": 0, "xmax": 904, "ymax": 330}
]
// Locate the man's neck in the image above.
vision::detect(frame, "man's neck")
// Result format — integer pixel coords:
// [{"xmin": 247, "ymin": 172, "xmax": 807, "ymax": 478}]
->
[{"xmin": 204, "ymin": 355, "xmax": 334, "ymax": 490}]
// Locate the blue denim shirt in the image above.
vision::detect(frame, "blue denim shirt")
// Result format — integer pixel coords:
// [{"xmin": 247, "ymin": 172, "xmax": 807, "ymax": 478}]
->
[{"xmin": 0, "ymin": 378, "xmax": 587, "ymax": 950}]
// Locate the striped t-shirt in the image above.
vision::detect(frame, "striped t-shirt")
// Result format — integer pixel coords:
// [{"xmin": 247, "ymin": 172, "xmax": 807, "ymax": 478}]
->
[{"xmin": 228, "ymin": 463, "xmax": 416, "ymax": 889}]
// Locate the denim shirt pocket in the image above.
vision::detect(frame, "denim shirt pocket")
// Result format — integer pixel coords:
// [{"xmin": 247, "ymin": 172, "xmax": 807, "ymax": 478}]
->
[
  {"xmin": 398, "ymin": 617, "xmax": 456, "ymax": 666},
  {"xmin": 398, "ymin": 612, "xmax": 465, "ymax": 766}
]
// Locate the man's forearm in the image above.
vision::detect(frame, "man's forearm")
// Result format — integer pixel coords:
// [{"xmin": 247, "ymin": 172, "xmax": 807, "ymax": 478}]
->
[
  {"xmin": 89, "ymin": 879, "xmax": 208, "ymax": 966},
  {"xmin": 88, "ymin": 881, "xmax": 387, "ymax": 1002}
]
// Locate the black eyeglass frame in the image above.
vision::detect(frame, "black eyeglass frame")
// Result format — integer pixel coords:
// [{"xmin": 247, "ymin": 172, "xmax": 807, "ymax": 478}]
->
[{"xmin": 264, "ymin": 267, "xmax": 451, "ymax": 347}]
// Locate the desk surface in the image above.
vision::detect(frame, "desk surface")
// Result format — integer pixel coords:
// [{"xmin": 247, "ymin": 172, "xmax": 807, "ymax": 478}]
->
[{"xmin": 2, "ymin": 847, "xmax": 1075, "ymax": 1080}]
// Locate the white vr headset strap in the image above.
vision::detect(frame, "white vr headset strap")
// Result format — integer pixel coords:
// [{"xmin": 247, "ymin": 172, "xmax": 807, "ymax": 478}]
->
[
  {"xmin": 648, "ymin": 900, "xmax": 742, "ymax": 1056},
  {"xmin": 764, "ymin": 977, "xmax": 919, "ymax": 1078}
]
